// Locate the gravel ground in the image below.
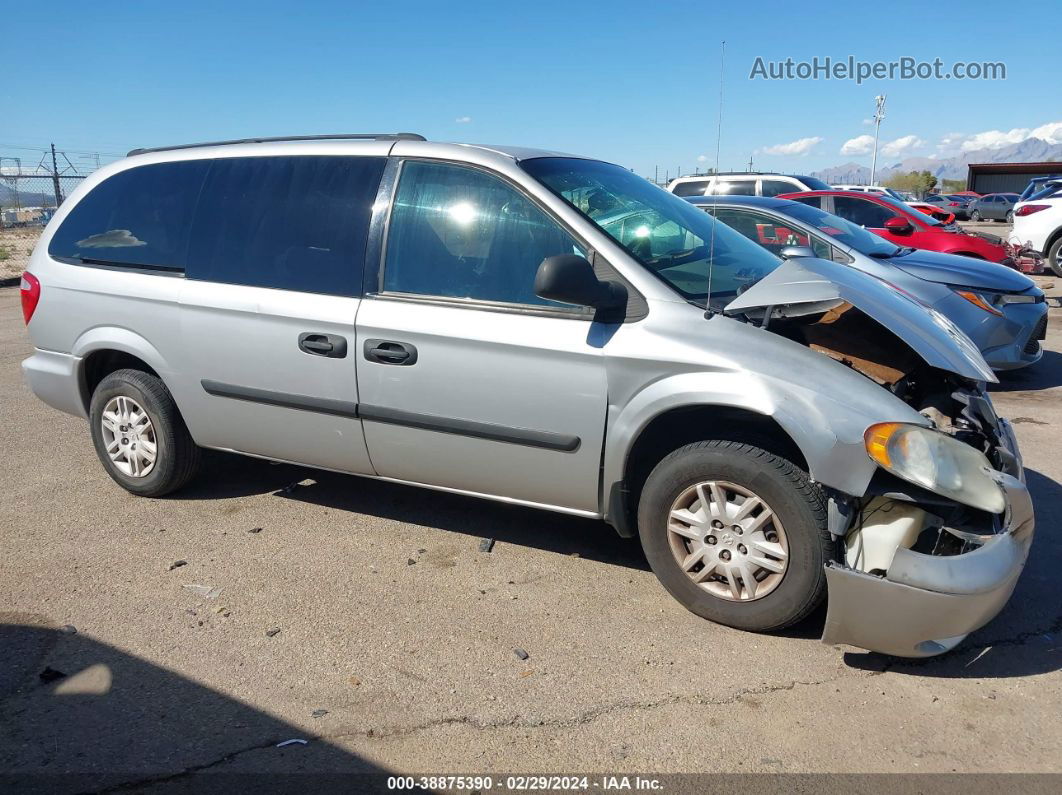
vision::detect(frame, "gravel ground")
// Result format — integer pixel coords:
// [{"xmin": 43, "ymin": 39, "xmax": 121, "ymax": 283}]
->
[{"xmin": 0, "ymin": 276, "xmax": 1060, "ymax": 791}]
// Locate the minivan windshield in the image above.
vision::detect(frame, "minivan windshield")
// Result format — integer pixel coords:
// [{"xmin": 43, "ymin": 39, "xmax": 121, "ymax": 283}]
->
[
  {"xmin": 522, "ymin": 158, "xmax": 782, "ymax": 307},
  {"xmin": 780, "ymin": 202, "xmax": 902, "ymax": 258}
]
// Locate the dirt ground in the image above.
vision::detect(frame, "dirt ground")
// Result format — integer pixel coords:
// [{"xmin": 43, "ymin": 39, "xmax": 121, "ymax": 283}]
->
[{"xmin": 0, "ymin": 227, "xmax": 41, "ymax": 281}]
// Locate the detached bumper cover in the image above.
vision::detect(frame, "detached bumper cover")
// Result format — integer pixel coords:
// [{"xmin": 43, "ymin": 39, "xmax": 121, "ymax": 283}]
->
[{"xmin": 822, "ymin": 421, "xmax": 1034, "ymax": 657}]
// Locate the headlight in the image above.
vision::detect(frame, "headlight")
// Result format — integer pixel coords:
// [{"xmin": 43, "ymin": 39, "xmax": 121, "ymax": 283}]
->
[
  {"xmin": 953, "ymin": 289, "xmax": 1003, "ymax": 316},
  {"xmin": 864, "ymin": 422, "xmax": 1005, "ymax": 514}
]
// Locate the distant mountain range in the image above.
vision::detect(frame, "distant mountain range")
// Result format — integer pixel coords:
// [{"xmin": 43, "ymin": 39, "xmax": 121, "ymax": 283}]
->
[
  {"xmin": 0, "ymin": 183, "xmax": 55, "ymax": 209},
  {"xmin": 811, "ymin": 137, "xmax": 1062, "ymax": 185}
]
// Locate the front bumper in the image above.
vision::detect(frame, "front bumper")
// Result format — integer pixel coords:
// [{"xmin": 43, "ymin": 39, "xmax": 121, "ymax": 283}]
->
[
  {"xmin": 821, "ymin": 419, "xmax": 1035, "ymax": 657},
  {"xmin": 979, "ymin": 302, "xmax": 1048, "ymax": 371}
]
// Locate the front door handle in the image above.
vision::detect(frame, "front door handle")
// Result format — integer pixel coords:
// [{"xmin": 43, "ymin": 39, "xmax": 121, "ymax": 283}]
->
[
  {"xmin": 298, "ymin": 332, "xmax": 347, "ymax": 358},
  {"xmin": 364, "ymin": 339, "xmax": 418, "ymax": 366}
]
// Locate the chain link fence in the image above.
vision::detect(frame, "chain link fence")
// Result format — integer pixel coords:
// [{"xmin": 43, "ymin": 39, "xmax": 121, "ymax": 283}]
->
[{"xmin": 0, "ymin": 173, "xmax": 86, "ymax": 227}]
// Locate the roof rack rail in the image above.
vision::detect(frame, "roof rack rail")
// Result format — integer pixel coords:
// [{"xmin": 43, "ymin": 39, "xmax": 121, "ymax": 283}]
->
[{"xmin": 127, "ymin": 133, "xmax": 427, "ymax": 157}]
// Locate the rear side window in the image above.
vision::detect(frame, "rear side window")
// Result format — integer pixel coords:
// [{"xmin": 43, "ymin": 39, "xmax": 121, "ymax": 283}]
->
[
  {"xmin": 671, "ymin": 180, "xmax": 709, "ymax": 197},
  {"xmin": 381, "ymin": 161, "xmax": 585, "ymax": 307},
  {"xmin": 187, "ymin": 156, "xmax": 385, "ymax": 296},
  {"xmin": 709, "ymin": 179, "xmax": 755, "ymax": 196},
  {"xmin": 760, "ymin": 179, "xmax": 795, "ymax": 197},
  {"xmin": 48, "ymin": 161, "xmax": 210, "ymax": 271}
]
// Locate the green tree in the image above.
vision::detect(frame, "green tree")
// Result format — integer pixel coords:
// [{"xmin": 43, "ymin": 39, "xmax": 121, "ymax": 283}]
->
[{"xmin": 885, "ymin": 170, "xmax": 938, "ymax": 198}]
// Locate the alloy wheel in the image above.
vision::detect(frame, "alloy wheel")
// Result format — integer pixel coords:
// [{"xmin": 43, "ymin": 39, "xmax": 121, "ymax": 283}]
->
[{"xmin": 100, "ymin": 395, "xmax": 158, "ymax": 477}]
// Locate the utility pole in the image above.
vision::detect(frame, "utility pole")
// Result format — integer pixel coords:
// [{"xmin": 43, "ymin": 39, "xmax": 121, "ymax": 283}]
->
[
  {"xmin": 869, "ymin": 95, "xmax": 886, "ymax": 186},
  {"xmin": 50, "ymin": 143, "xmax": 62, "ymax": 207},
  {"xmin": 747, "ymin": 154, "xmax": 754, "ymax": 172}
]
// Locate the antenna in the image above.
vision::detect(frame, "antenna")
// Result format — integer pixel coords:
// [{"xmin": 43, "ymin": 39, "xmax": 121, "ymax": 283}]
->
[{"xmin": 705, "ymin": 40, "xmax": 725, "ymax": 316}]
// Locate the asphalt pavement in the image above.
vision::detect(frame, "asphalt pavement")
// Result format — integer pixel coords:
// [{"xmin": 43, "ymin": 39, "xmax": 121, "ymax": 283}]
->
[{"xmin": 1, "ymin": 281, "xmax": 1060, "ymax": 790}]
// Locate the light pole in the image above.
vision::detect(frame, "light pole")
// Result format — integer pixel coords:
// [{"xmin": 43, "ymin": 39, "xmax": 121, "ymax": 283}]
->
[{"xmin": 870, "ymin": 94, "xmax": 887, "ymax": 186}]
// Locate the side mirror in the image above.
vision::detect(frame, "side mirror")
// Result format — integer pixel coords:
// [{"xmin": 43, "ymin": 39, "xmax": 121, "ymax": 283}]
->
[
  {"xmin": 534, "ymin": 254, "xmax": 627, "ymax": 310},
  {"xmin": 883, "ymin": 216, "xmax": 913, "ymax": 234},
  {"xmin": 779, "ymin": 245, "xmax": 816, "ymax": 259}
]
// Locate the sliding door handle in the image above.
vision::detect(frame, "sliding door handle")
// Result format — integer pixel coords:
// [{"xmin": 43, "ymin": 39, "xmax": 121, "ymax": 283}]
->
[{"xmin": 364, "ymin": 339, "xmax": 418, "ymax": 366}]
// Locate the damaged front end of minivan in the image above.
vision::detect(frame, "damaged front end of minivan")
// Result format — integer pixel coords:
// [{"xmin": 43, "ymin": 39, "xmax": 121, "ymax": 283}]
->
[{"xmin": 727, "ymin": 258, "xmax": 1035, "ymax": 657}]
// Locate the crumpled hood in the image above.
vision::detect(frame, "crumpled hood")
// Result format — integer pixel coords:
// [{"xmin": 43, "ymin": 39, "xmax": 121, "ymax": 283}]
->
[
  {"xmin": 889, "ymin": 248, "xmax": 1034, "ymax": 292},
  {"xmin": 725, "ymin": 257, "xmax": 997, "ymax": 383}
]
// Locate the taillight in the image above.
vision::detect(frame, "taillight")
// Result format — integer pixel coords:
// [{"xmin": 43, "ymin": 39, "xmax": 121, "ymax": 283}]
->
[
  {"xmin": 948, "ymin": 202, "xmax": 960, "ymax": 206},
  {"xmin": 1015, "ymin": 204, "xmax": 1049, "ymax": 217},
  {"xmin": 20, "ymin": 272, "xmax": 40, "ymax": 325}
]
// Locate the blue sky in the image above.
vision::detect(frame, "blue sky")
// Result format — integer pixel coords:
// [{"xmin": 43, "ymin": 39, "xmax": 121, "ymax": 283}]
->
[{"xmin": 3, "ymin": 0, "xmax": 1060, "ymax": 178}]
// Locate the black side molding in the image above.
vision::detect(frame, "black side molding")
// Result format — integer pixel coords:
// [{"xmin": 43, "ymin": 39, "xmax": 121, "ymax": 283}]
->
[
  {"xmin": 358, "ymin": 405, "xmax": 580, "ymax": 452},
  {"xmin": 201, "ymin": 380, "xmax": 359, "ymax": 419},
  {"xmin": 200, "ymin": 381, "xmax": 579, "ymax": 452}
]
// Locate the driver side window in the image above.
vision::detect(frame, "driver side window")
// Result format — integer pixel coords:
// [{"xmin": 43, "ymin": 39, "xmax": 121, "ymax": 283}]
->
[
  {"xmin": 383, "ymin": 161, "xmax": 586, "ymax": 307},
  {"xmin": 832, "ymin": 196, "xmax": 895, "ymax": 228},
  {"xmin": 711, "ymin": 208, "xmax": 833, "ymax": 259}
]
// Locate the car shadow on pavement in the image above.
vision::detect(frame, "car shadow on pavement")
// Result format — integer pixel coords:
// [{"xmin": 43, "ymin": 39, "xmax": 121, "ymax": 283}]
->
[
  {"xmin": 0, "ymin": 618, "xmax": 397, "ymax": 794},
  {"xmin": 842, "ymin": 467, "xmax": 1062, "ymax": 678},
  {"xmin": 990, "ymin": 350, "xmax": 1062, "ymax": 392},
  {"xmin": 178, "ymin": 451, "xmax": 651, "ymax": 572}
]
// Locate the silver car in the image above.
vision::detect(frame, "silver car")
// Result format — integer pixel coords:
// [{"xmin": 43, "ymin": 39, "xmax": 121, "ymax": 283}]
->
[
  {"xmin": 686, "ymin": 195, "xmax": 1048, "ymax": 370},
  {"xmin": 19, "ymin": 134, "xmax": 1034, "ymax": 657},
  {"xmin": 969, "ymin": 193, "xmax": 1021, "ymax": 223}
]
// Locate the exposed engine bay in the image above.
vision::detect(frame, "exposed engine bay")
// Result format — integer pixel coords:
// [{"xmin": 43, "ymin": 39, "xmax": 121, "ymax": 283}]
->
[{"xmin": 761, "ymin": 301, "xmax": 1013, "ymax": 574}]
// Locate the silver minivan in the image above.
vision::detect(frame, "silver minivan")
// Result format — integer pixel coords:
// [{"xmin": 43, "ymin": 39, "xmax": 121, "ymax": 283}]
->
[{"xmin": 20, "ymin": 134, "xmax": 1034, "ymax": 657}]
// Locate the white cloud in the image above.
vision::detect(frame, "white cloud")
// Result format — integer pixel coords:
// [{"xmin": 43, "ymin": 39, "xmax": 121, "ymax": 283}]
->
[
  {"xmin": 759, "ymin": 136, "xmax": 823, "ymax": 156},
  {"xmin": 936, "ymin": 120, "xmax": 1062, "ymax": 154},
  {"xmin": 960, "ymin": 127, "xmax": 1033, "ymax": 151},
  {"xmin": 880, "ymin": 134, "xmax": 926, "ymax": 157},
  {"xmin": 455, "ymin": 116, "xmax": 472, "ymax": 124},
  {"xmin": 697, "ymin": 154, "xmax": 708, "ymax": 162},
  {"xmin": 862, "ymin": 118, "xmax": 874, "ymax": 126},
  {"xmin": 840, "ymin": 134, "xmax": 875, "ymax": 156}
]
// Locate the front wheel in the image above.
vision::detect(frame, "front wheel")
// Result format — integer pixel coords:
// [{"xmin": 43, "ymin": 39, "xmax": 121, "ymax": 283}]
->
[
  {"xmin": 1048, "ymin": 237, "xmax": 1062, "ymax": 278},
  {"xmin": 89, "ymin": 369, "xmax": 201, "ymax": 497},
  {"xmin": 1005, "ymin": 210, "xmax": 1014, "ymax": 224},
  {"xmin": 637, "ymin": 440, "xmax": 834, "ymax": 632},
  {"xmin": 970, "ymin": 210, "xmax": 981, "ymax": 222}
]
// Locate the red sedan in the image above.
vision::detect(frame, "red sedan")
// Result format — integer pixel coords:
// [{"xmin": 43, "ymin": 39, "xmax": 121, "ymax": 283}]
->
[{"xmin": 778, "ymin": 190, "xmax": 1034, "ymax": 271}]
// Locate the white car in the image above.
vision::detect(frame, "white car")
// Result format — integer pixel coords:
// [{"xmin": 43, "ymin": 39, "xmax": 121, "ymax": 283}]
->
[
  {"xmin": 1013, "ymin": 195, "xmax": 1062, "ymax": 277},
  {"xmin": 667, "ymin": 172, "xmax": 830, "ymax": 198},
  {"xmin": 833, "ymin": 184, "xmax": 909, "ymax": 202}
]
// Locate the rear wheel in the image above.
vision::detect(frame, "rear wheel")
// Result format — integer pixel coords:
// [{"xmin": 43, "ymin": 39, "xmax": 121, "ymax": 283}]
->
[
  {"xmin": 89, "ymin": 369, "xmax": 201, "ymax": 497},
  {"xmin": 637, "ymin": 440, "xmax": 834, "ymax": 632}
]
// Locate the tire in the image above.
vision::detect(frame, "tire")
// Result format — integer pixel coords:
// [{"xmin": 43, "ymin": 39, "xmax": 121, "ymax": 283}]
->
[
  {"xmin": 637, "ymin": 440, "xmax": 834, "ymax": 633},
  {"xmin": 970, "ymin": 210, "xmax": 981, "ymax": 222},
  {"xmin": 1049, "ymin": 237, "xmax": 1062, "ymax": 279},
  {"xmin": 1005, "ymin": 210, "xmax": 1014, "ymax": 224},
  {"xmin": 89, "ymin": 368, "xmax": 201, "ymax": 497}
]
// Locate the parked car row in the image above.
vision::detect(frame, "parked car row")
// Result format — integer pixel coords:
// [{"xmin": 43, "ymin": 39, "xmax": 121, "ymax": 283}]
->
[
  {"xmin": 20, "ymin": 136, "xmax": 1036, "ymax": 660},
  {"xmin": 684, "ymin": 195, "xmax": 1046, "ymax": 371}
]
